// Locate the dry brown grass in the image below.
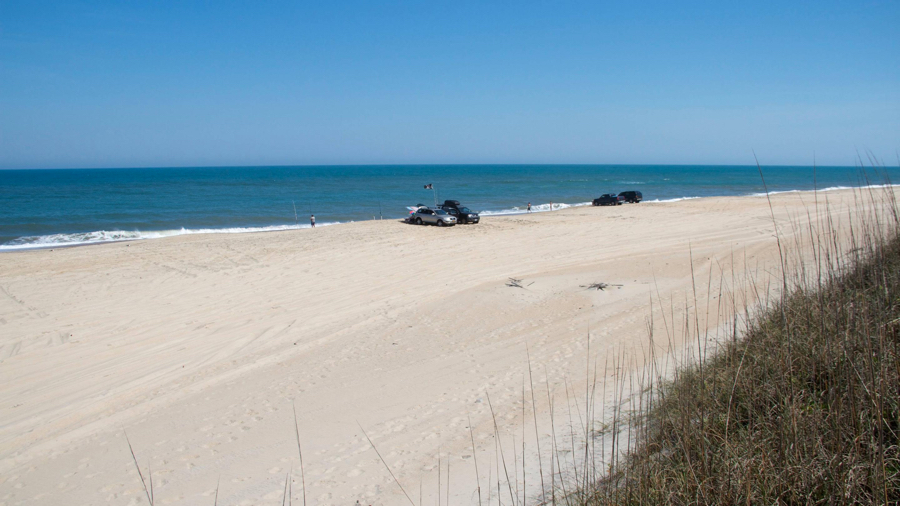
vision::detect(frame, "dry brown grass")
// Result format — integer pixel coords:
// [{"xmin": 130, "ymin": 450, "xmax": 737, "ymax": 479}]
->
[{"xmin": 580, "ymin": 182, "xmax": 900, "ymax": 505}]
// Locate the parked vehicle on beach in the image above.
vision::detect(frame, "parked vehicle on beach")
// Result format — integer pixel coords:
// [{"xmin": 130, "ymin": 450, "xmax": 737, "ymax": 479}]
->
[
  {"xmin": 618, "ymin": 191, "xmax": 643, "ymax": 203},
  {"xmin": 410, "ymin": 207, "xmax": 457, "ymax": 226},
  {"xmin": 439, "ymin": 200, "xmax": 480, "ymax": 224},
  {"xmin": 592, "ymin": 194, "xmax": 624, "ymax": 206}
]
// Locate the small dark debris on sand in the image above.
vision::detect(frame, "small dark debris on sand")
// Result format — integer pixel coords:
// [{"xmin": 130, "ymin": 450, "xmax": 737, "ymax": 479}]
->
[
  {"xmin": 507, "ymin": 278, "xmax": 534, "ymax": 289},
  {"xmin": 582, "ymin": 282, "xmax": 623, "ymax": 291}
]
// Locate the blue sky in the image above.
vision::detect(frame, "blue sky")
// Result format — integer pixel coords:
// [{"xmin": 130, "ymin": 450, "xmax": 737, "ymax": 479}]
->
[{"xmin": 1, "ymin": 1, "xmax": 897, "ymax": 168}]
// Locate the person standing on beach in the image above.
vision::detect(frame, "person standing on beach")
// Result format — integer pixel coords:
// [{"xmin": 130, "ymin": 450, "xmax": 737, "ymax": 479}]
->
[
  {"xmin": 527, "ymin": 202, "xmax": 532, "ymax": 212},
  {"xmin": 310, "ymin": 214, "xmax": 316, "ymax": 228}
]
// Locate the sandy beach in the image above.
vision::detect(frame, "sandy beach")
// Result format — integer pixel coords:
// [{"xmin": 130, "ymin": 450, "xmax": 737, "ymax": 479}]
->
[{"xmin": 0, "ymin": 188, "xmax": 891, "ymax": 505}]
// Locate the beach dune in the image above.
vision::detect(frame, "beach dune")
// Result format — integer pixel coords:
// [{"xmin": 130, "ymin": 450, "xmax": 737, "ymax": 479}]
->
[{"xmin": 0, "ymin": 188, "xmax": 888, "ymax": 505}]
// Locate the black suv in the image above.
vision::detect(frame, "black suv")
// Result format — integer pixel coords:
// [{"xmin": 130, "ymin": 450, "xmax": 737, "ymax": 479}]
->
[
  {"xmin": 618, "ymin": 191, "xmax": 643, "ymax": 203},
  {"xmin": 592, "ymin": 194, "xmax": 624, "ymax": 206},
  {"xmin": 439, "ymin": 200, "xmax": 480, "ymax": 224}
]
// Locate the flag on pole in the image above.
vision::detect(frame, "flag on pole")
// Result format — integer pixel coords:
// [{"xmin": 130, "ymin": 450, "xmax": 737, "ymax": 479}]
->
[{"xmin": 424, "ymin": 184, "xmax": 433, "ymax": 189}]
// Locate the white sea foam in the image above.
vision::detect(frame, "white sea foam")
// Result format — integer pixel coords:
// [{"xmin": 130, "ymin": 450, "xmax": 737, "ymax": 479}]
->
[
  {"xmin": 479, "ymin": 201, "xmax": 592, "ymax": 216},
  {"xmin": 748, "ymin": 183, "xmax": 898, "ymax": 197},
  {"xmin": 0, "ymin": 222, "xmax": 341, "ymax": 251},
  {"xmin": 647, "ymin": 183, "xmax": 899, "ymax": 204},
  {"xmin": 644, "ymin": 196, "xmax": 702, "ymax": 203}
]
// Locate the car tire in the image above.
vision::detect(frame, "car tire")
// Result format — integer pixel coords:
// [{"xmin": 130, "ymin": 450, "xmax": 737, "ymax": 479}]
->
[
  {"xmin": 438, "ymin": 220, "xmax": 445, "ymax": 227},
  {"xmin": 416, "ymin": 218, "xmax": 423, "ymax": 225}
]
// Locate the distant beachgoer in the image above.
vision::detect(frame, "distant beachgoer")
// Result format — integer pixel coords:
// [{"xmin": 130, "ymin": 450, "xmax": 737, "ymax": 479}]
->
[
  {"xmin": 527, "ymin": 202, "xmax": 532, "ymax": 212},
  {"xmin": 310, "ymin": 214, "xmax": 316, "ymax": 228},
  {"xmin": 550, "ymin": 201, "xmax": 553, "ymax": 211}
]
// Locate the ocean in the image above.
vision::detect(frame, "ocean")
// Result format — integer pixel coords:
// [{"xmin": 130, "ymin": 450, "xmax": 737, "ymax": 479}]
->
[{"xmin": 1, "ymin": 164, "xmax": 895, "ymax": 250}]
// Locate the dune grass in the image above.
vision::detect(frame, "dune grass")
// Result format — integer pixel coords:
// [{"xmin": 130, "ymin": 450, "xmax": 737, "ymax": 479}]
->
[{"xmin": 579, "ymin": 183, "xmax": 900, "ymax": 505}]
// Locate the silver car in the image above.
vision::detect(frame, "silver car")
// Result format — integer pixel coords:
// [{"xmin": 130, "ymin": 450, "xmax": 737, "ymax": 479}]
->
[{"xmin": 411, "ymin": 207, "xmax": 457, "ymax": 226}]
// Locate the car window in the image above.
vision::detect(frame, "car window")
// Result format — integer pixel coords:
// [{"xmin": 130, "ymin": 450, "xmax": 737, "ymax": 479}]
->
[
  {"xmin": 422, "ymin": 209, "xmax": 433, "ymax": 214},
  {"xmin": 459, "ymin": 207, "xmax": 472, "ymax": 213},
  {"xmin": 434, "ymin": 209, "xmax": 447, "ymax": 215},
  {"xmin": 447, "ymin": 209, "xmax": 458, "ymax": 215}
]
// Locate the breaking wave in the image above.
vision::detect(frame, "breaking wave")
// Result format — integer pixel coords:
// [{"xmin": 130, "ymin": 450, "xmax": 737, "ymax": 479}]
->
[
  {"xmin": 644, "ymin": 196, "xmax": 702, "ymax": 203},
  {"xmin": 749, "ymin": 183, "xmax": 897, "ymax": 197},
  {"xmin": 478, "ymin": 201, "xmax": 592, "ymax": 216},
  {"xmin": 0, "ymin": 223, "xmax": 341, "ymax": 251}
]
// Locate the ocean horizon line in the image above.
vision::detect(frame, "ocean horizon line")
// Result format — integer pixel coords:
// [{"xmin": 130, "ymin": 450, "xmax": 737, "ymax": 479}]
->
[{"xmin": 0, "ymin": 161, "xmax": 885, "ymax": 171}]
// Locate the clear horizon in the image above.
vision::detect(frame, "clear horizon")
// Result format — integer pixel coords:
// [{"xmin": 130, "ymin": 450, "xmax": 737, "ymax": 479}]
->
[
  {"xmin": 2, "ymin": 1, "xmax": 898, "ymax": 169},
  {"xmin": 0, "ymin": 162, "xmax": 889, "ymax": 171}
]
